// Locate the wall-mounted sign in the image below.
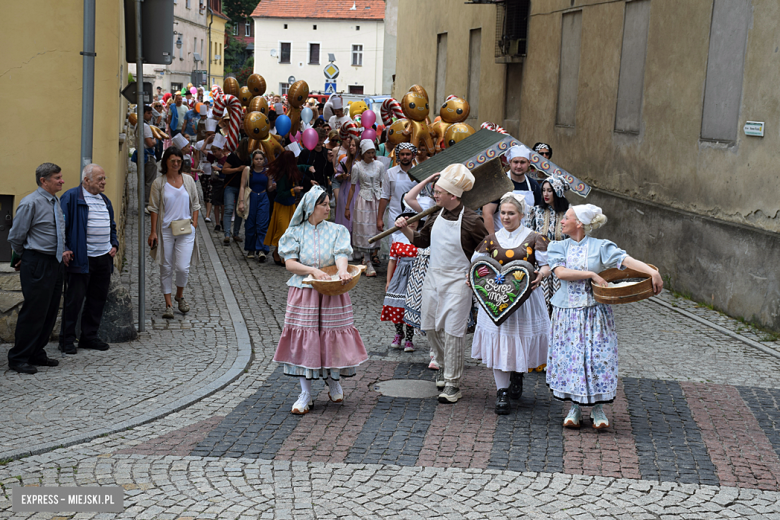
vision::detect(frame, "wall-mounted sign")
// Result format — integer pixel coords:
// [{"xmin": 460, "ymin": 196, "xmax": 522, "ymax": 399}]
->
[
  {"xmin": 323, "ymin": 63, "xmax": 340, "ymax": 80},
  {"xmin": 744, "ymin": 121, "xmax": 765, "ymax": 137},
  {"xmin": 325, "ymin": 82, "xmax": 337, "ymax": 94}
]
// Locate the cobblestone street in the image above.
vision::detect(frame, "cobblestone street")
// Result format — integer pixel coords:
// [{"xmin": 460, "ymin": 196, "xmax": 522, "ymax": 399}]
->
[{"xmin": 2, "ymin": 167, "xmax": 780, "ymax": 519}]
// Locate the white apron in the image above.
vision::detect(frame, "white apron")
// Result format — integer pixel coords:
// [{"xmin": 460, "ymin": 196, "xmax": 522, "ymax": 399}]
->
[{"xmin": 420, "ymin": 208, "xmax": 473, "ymax": 337}]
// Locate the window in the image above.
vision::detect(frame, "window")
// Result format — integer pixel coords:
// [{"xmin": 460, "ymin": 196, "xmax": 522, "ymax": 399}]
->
[
  {"xmin": 349, "ymin": 85, "xmax": 364, "ymax": 95},
  {"xmin": 701, "ymin": 0, "xmax": 751, "ymax": 142},
  {"xmin": 186, "ymin": 0, "xmax": 191, "ymax": 8},
  {"xmin": 284, "ymin": 23, "xmax": 288, "ymax": 29},
  {"xmin": 467, "ymin": 29, "xmax": 481, "ymax": 120},
  {"xmin": 614, "ymin": 0, "xmax": 651, "ymax": 134},
  {"xmin": 435, "ymin": 33, "xmax": 448, "ymax": 111},
  {"xmin": 232, "ymin": 24, "xmax": 238, "ymax": 35},
  {"xmin": 280, "ymin": 42, "xmax": 291, "ymax": 64},
  {"xmin": 279, "ymin": 82, "xmax": 290, "ymax": 95},
  {"xmin": 313, "ymin": 24, "xmax": 317, "ymax": 30},
  {"xmin": 351, "ymin": 44, "xmax": 363, "ymax": 66},
  {"xmin": 172, "ymin": 83, "xmax": 183, "ymax": 93},
  {"xmin": 245, "ymin": 19, "xmax": 251, "ymax": 37},
  {"xmin": 200, "ymin": 39, "xmax": 204, "ymax": 61},
  {"xmin": 555, "ymin": 11, "xmax": 582, "ymax": 127},
  {"xmin": 309, "ymin": 43, "xmax": 320, "ymax": 64},
  {"xmin": 356, "ymin": 25, "xmax": 360, "ymax": 31}
]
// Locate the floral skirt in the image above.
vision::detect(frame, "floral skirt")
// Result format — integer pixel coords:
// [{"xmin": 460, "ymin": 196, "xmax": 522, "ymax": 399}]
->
[
  {"xmin": 403, "ymin": 248, "xmax": 430, "ymax": 331},
  {"xmin": 273, "ymin": 287, "xmax": 368, "ymax": 380},
  {"xmin": 351, "ymin": 196, "xmax": 378, "ymax": 254},
  {"xmin": 472, "ymin": 289, "xmax": 550, "ymax": 372},
  {"xmin": 546, "ymin": 304, "xmax": 618, "ymax": 405},
  {"xmin": 381, "ymin": 256, "xmax": 415, "ymax": 324}
]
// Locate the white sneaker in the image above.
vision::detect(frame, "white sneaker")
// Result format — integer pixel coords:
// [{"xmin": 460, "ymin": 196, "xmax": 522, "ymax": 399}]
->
[
  {"xmin": 291, "ymin": 391, "xmax": 312, "ymax": 414},
  {"xmin": 591, "ymin": 404, "xmax": 610, "ymax": 429},
  {"xmin": 563, "ymin": 403, "xmax": 582, "ymax": 428},
  {"xmin": 327, "ymin": 379, "xmax": 344, "ymax": 403},
  {"xmin": 365, "ymin": 262, "xmax": 376, "ymax": 277}
]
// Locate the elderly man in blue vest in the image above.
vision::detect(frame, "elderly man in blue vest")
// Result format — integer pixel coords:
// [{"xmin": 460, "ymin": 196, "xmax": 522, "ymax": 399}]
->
[{"xmin": 58, "ymin": 164, "xmax": 119, "ymax": 354}]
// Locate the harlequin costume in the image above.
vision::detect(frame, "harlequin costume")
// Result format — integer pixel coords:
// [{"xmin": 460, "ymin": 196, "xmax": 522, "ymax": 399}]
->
[
  {"xmin": 471, "ymin": 223, "xmax": 551, "ymax": 414},
  {"xmin": 380, "ymin": 224, "xmax": 419, "ymax": 351}
]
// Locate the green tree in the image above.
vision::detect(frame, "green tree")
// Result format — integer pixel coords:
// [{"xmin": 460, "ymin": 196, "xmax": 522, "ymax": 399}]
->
[{"xmin": 222, "ymin": 0, "xmax": 256, "ymax": 21}]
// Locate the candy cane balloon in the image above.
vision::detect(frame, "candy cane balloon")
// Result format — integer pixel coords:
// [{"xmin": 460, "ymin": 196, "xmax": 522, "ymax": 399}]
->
[
  {"xmin": 380, "ymin": 98, "xmax": 404, "ymax": 126},
  {"xmin": 339, "ymin": 120, "xmax": 362, "ymax": 142},
  {"xmin": 213, "ymin": 93, "xmax": 243, "ymax": 152},
  {"xmin": 480, "ymin": 121, "xmax": 507, "ymax": 134}
]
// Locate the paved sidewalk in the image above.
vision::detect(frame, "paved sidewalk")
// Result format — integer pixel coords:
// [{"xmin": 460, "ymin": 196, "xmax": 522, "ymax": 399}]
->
[{"xmin": 2, "ymin": 164, "xmax": 780, "ymax": 517}]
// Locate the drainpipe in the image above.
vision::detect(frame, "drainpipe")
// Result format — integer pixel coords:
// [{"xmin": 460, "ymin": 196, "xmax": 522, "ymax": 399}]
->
[
  {"xmin": 208, "ymin": 7, "xmax": 213, "ymax": 87},
  {"xmin": 135, "ymin": 0, "xmax": 146, "ymax": 332},
  {"xmin": 80, "ymin": 0, "xmax": 96, "ymax": 171}
]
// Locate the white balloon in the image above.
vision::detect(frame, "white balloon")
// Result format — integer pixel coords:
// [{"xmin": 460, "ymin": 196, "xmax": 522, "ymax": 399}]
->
[{"xmin": 301, "ymin": 107, "xmax": 314, "ymax": 124}]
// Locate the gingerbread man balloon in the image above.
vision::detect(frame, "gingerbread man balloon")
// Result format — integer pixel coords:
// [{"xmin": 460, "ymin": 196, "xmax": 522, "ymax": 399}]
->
[
  {"xmin": 286, "ymin": 80, "xmax": 309, "ymax": 135},
  {"xmin": 401, "ymin": 91, "xmax": 434, "ymax": 154},
  {"xmin": 244, "ymin": 111, "xmax": 284, "ymax": 161},
  {"xmin": 430, "ymin": 96, "xmax": 470, "ymax": 153}
]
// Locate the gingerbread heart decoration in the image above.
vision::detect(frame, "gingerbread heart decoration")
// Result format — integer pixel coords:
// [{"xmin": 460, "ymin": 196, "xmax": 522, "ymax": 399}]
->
[{"xmin": 469, "ymin": 258, "xmax": 534, "ymax": 326}]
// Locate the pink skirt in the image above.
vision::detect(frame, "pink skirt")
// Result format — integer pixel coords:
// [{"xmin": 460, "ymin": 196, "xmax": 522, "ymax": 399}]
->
[{"xmin": 273, "ymin": 287, "xmax": 368, "ymax": 379}]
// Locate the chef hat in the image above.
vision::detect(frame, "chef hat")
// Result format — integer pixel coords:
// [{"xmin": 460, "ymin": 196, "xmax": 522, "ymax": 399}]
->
[
  {"xmin": 360, "ymin": 139, "xmax": 375, "ymax": 154},
  {"xmin": 205, "ymin": 118, "xmax": 218, "ymax": 132},
  {"xmin": 211, "ymin": 133, "xmax": 227, "ymax": 150},
  {"xmin": 436, "ymin": 164, "xmax": 475, "ymax": 198},
  {"xmin": 331, "ymin": 96, "xmax": 343, "ymax": 110},
  {"xmin": 198, "ymin": 104, "xmax": 208, "ymax": 115},
  {"xmin": 172, "ymin": 133, "xmax": 189, "ymax": 150},
  {"xmin": 506, "ymin": 145, "xmax": 532, "ymax": 161},
  {"xmin": 572, "ymin": 204, "xmax": 604, "ymax": 225}
]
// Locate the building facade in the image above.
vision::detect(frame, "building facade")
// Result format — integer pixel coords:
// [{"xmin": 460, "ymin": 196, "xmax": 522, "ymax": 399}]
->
[
  {"xmin": 1, "ymin": 0, "xmax": 130, "ymax": 263},
  {"xmin": 394, "ymin": 0, "xmax": 780, "ymax": 331},
  {"xmin": 251, "ymin": 0, "xmax": 386, "ymax": 97}
]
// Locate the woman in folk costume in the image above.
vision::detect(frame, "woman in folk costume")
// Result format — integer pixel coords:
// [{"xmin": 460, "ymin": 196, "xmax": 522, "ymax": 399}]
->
[
  {"xmin": 395, "ymin": 164, "xmax": 488, "ymax": 405},
  {"xmin": 546, "ymin": 204, "xmax": 662, "ymax": 429},
  {"xmin": 529, "ymin": 174, "xmax": 571, "ymax": 314},
  {"xmin": 273, "ymin": 186, "xmax": 368, "ymax": 415},
  {"xmin": 471, "ymin": 193, "xmax": 551, "ymax": 415},
  {"xmin": 345, "ymin": 139, "xmax": 386, "ymax": 277}
]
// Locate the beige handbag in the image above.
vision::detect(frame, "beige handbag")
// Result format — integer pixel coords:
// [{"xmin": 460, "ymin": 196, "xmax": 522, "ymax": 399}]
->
[
  {"xmin": 170, "ymin": 218, "xmax": 193, "ymax": 236},
  {"xmin": 236, "ymin": 170, "xmax": 252, "ymax": 219}
]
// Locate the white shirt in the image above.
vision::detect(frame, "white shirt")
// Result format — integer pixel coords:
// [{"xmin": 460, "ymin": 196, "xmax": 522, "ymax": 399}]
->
[
  {"xmin": 381, "ymin": 165, "xmax": 418, "ymax": 242},
  {"xmin": 82, "ymin": 187, "xmax": 112, "ymax": 257},
  {"xmin": 329, "ymin": 115, "xmax": 351, "ymax": 131},
  {"xmin": 162, "ymin": 183, "xmax": 191, "ymax": 228},
  {"xmin": 143, "ymin": 122, "xmax": 153, "ymax": 140}
]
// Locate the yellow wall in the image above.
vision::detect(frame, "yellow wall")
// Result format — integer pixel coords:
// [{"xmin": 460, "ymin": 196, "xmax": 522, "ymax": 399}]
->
[
  {"xmin": 393, "ymin": 0, "xmax": 506, "ymax": 127},
  {"xmin": 0, "ymin": 1, "xmax": 129, "ymax": 237},
  {"xmin": 209, "ymin": 13, "xmax": 227, "ymax": 87}
]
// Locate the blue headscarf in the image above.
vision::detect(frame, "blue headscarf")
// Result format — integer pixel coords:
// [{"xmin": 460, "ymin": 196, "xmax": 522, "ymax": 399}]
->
[{"xmin": 288, "ymin": 185, "xmax": 326, "ymax": 228}]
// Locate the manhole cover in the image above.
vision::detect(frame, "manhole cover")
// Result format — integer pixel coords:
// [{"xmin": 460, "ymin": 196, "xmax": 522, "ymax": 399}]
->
[{"xmin": 372, "ymin": 379, "xmax": 440, "ymax": 398}]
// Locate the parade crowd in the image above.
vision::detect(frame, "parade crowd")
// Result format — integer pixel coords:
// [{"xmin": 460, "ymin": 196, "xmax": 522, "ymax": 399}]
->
[{"xmin": 7, "ymin": 80, "xmax": 662, "ymax": 433}]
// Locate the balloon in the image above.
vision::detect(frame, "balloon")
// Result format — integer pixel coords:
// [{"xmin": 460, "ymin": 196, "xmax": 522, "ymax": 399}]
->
[
  {"xmin": 275, "ymin": 115, "xmax": 291, "ymax": 136},
  {"xmin": 239, "ymin": 86, "xmax": 253, "ymax": 107},
  {"xmin": 223, "ymin": 77, "xmax": 240, "ymax": 98},
  {"xmin": 302, "ymin": 128, "xmax": 319, "ymax": 150},
  {"xmin": 291, "ymin": 131, "xmax": 301, "ymax": 143},
  {"xmin": 361, "ymin": 109, "xmax": 376, "ymax": 129},
  {"xmin": 244, "ymin": 111, "xmax": 271, "ymax": 140},
  {"xmin": 362, "ymin": 128, "xmax": 376, "ymax": 142},
  {"xmin": 190, "ymin": 87, "xmax": 198, "ymax": 96},
  {"xmin": 301, "ymin": 107, "xmax": 313, "ymax": 124},
  {"xmin": 247, "ymin": 74, "xmax": 266, "ymax": 96}
]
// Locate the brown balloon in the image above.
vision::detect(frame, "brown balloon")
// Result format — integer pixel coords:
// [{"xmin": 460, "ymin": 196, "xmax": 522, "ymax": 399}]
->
[
  {"xmin": 409, "ymin": 84, "xmax": 429, "ymax": 101},
  {"xmin": 247, "ymin": 74, "xmax": 266, "ymax": 96},
  {"xmin": 244, "ymin": 111, "xmax": 271, "ymax": 140},
  {"xmin": 443, "ymin": 123, "xmax": 476, "ymax": 149},
  {"xmin": 287, "ymin": 80, "xmax": 309, "ymax": 108},
  {"xmin": 386, "ymin": 119, "xmax": 411, "ymax": 147},
  {"xmin": 249, "ymin": 96, "xmax": 268, "ymax": 115},
  {"xmin": 239, "ymin": 86, "xmax": 253, "ymax": 107},
  {"xmin": 440, "ymin": 96, "xmax": 470, "ymax": 124},
  {"xmin": 224, "ymin": 77, "xmax": 240, "ymax": 98},
  {"xmin": 128, "ymin": 113, "xmax": 138, "ymax": 126}
]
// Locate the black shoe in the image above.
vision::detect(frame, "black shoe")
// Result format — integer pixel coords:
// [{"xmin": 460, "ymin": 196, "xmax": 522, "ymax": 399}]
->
[
  {"xmin": 31, "ymin": 358, "xmax": 59, "ymax": 367},
  {"xmin": 495, "ymin": 388, "xmax": 511, "ymax": 415},
  {"xmin": 10, "ymin": 363, "xmax": 38, "ymax": 374},
  {"xmin": 215, "ymin": 224, "xmax": 222, "ymax": 232},
  {"xmin": 509, "ymin": 372, "xmax": 524, "ymax": 400},
  {"xmin": 80, "ymin": 338, "xmax": 110, "ymax": 351},
  {"xmin": 223, "ymin": 237, "xmax": 231, "ymax": 245},
  {"xmin": 59, "ymin": 343, "xmax": 77, "ymax": 355},
  {"xmin": 438, "ymin": 385, "xmax": 462, "ymax": 404}
]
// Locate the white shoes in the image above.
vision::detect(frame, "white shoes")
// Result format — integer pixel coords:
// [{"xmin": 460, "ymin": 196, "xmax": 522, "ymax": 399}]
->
[
  {"xmin": 591, "ymin": 404, "xmax": 610, "ymax": 429},
  {"xmin": 364, "ymin": 261, "xmax": 376, "ymax": 277},
  {"xmin": 563, "ymin": 403, "xmax": 582, "ymax": 428},
  {"xmin": 291, "ymin": 391, "xmax": 312, "ymax": 414},
  {"xmin": 327, "ymin": 379, "xmax": 344, "ymax": 403}
]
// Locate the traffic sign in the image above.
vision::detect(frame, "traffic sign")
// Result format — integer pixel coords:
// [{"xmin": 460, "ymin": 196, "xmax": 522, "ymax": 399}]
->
[
  {"xmin": 325, "ymin": 82, "xmax": 337, "ymax": 94},
  {"xmin": 323, "ymin": 63, "xmax": 339, "ymax": 80},
  {"xmin": 121, "ymin": 81, "xmax": 153, "ymax": 104},
  {"xmin": 287, "ymin": 75, "xmax": 296, "ymax": 84}
]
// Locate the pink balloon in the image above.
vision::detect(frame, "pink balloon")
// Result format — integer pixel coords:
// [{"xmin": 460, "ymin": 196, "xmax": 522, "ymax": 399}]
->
[
  {"xmin": 290, "ymin": 131, "xmax": 301, "ymax": 143},
  {"xmin": 361, "ymin": 109, "xmax": 376, "ymax": 129},
  {"xmin": 361, "ymin": 128, "xmax": 376, "ymax": 142},
  {"xmin": 302, "ymin": 128, "xmax": 319, "ymax": 151},
  {"xmin": 190, "ymin": 87, "xmax": 198, "ymax": 96}
]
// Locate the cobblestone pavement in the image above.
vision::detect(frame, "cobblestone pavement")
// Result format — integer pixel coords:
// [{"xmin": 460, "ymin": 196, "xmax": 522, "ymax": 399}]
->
[{"xmin": 2, "ymin": 166, "xmax": 780, "ymax": 517}]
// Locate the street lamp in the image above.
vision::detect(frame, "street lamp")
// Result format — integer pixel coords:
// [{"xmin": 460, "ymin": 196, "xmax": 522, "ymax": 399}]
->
[{"xmin": 175, "ymin": 34, "xmax": 183, "ymax": 49}]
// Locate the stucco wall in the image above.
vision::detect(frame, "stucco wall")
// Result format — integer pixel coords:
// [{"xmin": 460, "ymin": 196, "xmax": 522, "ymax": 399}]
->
[
  {"xmin": 393, "ymin": 0, "xmax": 506, "ymax": 126},
  {"xmin": 518, "ymin": 0, "xmax": 780, "ymax": 235},
  {"xmin": 0, "ymin": 0, "xmax": 129, "ymax": 234},
  {"xmin": 252, "ymin": 18, "xmax": 385, "ymax": 96}
]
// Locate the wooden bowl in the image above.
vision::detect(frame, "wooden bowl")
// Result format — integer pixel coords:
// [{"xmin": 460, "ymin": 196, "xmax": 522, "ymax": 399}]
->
[
  {"xmin": 592, "ymin": 264, "xmax": 658, "ymax": 305},
  {"xmin": 301, "ymin": 264, "xmax": 367, "ymax": 296}
]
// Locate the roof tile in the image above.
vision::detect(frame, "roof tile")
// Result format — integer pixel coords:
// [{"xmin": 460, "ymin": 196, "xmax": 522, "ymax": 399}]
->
[{"xmin": 251, "ymin": 0, "xmax": 385, "ymax": 21}]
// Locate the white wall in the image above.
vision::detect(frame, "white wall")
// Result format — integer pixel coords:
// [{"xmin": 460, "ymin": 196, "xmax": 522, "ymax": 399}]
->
[{"xmin": 252, "ymin": 18, "xmax": 385, "ymax": 96}]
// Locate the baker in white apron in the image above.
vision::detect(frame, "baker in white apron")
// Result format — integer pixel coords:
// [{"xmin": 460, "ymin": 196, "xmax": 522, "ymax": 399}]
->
[
  {"xmin": 395, "ymin": 163, "xmax": 488, "ymax": 404},
  {"xmin": 482, "ymin": 144, "xmax": 541, "ymax": 234}
]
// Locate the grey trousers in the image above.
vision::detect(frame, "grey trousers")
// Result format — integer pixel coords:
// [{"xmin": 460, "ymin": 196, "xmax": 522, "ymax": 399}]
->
[
  {"xmin": 144, "ymin": 160, "xmax": 159, "ymax": 205},
  {"xmin": 426, "ymin": 329, "xmax": 466, "ymax": 387}
]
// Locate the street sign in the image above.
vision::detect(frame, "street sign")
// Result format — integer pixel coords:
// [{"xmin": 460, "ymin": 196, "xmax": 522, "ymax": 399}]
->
[
  {"xmin": 323, "ymin": 63, "xmax": 339, "ymax": 80},
  {"xmin": 325, "ymin": 82, "xmax": 337, "ymax": 94},
  {"xmin": 287, "ymin": 75, "xmax": 296, "ymax": 84},
  {"xmin": 744, "ymin": 121, "xmax": 765, "ymax": 137},
  {"xmin": 121, "ymin": 81, "xmax": 153, "ymax": 104}
]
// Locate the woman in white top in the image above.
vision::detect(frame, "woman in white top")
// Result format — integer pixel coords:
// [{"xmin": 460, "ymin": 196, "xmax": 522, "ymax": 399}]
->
[
  {"xmin": 148, "ymin": 147, "xmax": 201, "ymax": 319},
  {"xmin": 344, "ymin": 139, "xmax": 385, "ymax": 277}
]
